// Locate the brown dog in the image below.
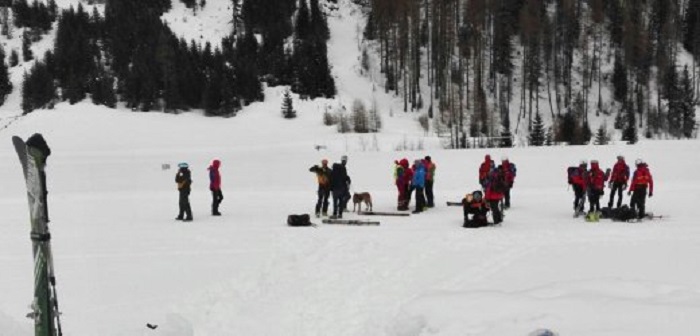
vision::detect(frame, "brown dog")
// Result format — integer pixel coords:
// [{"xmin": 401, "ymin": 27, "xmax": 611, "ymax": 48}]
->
[{"xmin": 352, "ymin": 192, "xmax": 373, "ymax": 213}]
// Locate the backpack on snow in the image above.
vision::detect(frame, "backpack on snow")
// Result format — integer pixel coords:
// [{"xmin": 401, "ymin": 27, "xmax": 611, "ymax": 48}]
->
[
  {"xmin": 611, "ymin": 205, "xmax": 637, "ymax": 222},
  {"xmin": 287, "ymin": 214, "xmax": 313, "ymax": 227}
]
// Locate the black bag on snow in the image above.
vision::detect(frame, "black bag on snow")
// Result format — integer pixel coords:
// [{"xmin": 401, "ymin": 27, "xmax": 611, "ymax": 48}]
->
[
  {"xmin": 611, "ymin": 205, "xmax": 637, "ymax": 221},
  {"xmin": 600, "ymin": 207, "xmax": 612, "ymax": 219},
  {"xmin": 287, "ymin": 214, "xmax": 313, "ymax": 226}
]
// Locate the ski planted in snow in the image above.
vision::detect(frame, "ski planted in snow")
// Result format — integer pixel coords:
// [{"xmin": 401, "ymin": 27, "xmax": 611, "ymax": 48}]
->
[
  {"xmin": 358, "ymin": 211, "xmax": 410, "ymax": 217},
  {"xmin": 322, "ymin": 219, "xmax": 380, "ymax": 226},
  {"xmin": 13, "ymin": 134, "xmax": 62, "ymax": 336}
]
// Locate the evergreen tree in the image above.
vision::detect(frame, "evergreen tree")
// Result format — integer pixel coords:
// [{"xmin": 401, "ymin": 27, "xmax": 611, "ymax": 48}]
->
[
  {"xmin": 622, "ymin": 106, "xmax": 638, "ymax": 144},
  {"xmin": 352, "ymin": 99, "xmax": 369, "ymax": 133},
  {"xmin": 684, "ymin": 0, "xmax": 700, "ymax": 57},
  {"xmin": 612, "ymin": 53, "xmax": 627, "ymax": 103},
  {"xmin": 680, "ymin": 65, "xmax": 697, "ymax": 138},
  {"xmin": 9, "ymin": 49, "xmax": 18, "ymax": 67},
  {"xmin": 594, "ymin": 124, "xmax": 610, "ymax": 145},
  {"xmin": 528, "ymin": 111, "xmax": 545, "ymax": 146},
  {"xmin": 499, "ymin": 113, "xmax": 513, "ymax": 148},
  {"xmin": 22, "ymin": 30, "xmax": 33, "ymax": 61},
  {"xmin": 21, "ymin": 61, "xmax": 55, "ymax": 114},
  {"xmin": 582, "ymin": 120, "xmax": 592, "ymax": 145},
  {"xmin": 666, "ymin": 65, "xmax": 683, "ymax": 137},
  {"xmin": 0, "ymin": 46, "xmax": 12, "ymax": 105},
  {"xmin": 281, "ymin": 89, "xmax": 296, "ymax": 118}
]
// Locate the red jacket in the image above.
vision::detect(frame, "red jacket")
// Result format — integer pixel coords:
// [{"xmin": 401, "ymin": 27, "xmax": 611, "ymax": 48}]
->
[
  {"xmin": 610, "ymin": 160, "xmax": 630, "ymax": 184},
  {"xmin": 502, "ymin": 160, "xmax": 515, "ymax": 185},
  {"xmin": 479, "ymin": 156, "xmax": 493, "ymax": 182},
  {"xmin": 209, "ymin": 159, "xmax": 221, "ymax": 190},
  {"xmin": 484, "ymin": 170, "xmax": 505, "ymax": 201},
  {"xmin": 629, "ymin": 164, "xmax": 653, "ymax": 194},
  {"xmin": 570, "ymin": 166, "xmax": 588, "ymax": 189},
  {"xmin": 587, "ymin": 162, "xmax": 608, "ymax": 191}
]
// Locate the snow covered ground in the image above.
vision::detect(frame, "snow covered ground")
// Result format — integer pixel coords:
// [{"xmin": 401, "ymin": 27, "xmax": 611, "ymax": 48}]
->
[{"xmin": 1, "ymin": 1, "xmax": 700, "ymax": 335}]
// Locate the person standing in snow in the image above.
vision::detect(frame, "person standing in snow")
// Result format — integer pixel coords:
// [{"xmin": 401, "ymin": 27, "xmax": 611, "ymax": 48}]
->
[
  {"xmin": 175, "ymin": 162, "xmax": 193, "ymax": 221},
  {"xmin": 411, "ymin": 159, "xmax": 426, "ymax": 213},
  {"xmin": 569, "ymin": 161, "xmax": 588, "ymax": 216},
  {"xmin": 628, "ymin": 159, "xmax": 654, "ymax": 219},
  {"xmin": 394, "ymin": 158, "xmax": 410, "ymax": 210},
  {"xmin": 484, "ymin": 166, "xmax": 507, "ymax": 224},
  {"xmin": 586, "ymin": 160, "xmax": 609, "ymax": 215},
  {"xmin": 309, "ymin": 159, "xmax": 332, "ymax": 217},
  {"xmin": 330, "ymin": 155, "xmax": 351, "ymax": 218},
  {"xmin": 500, "ymin": 157, "xmax": 516, "ymax": 209},
  {"xmin": 607, "ymin": 155, "xmax": 630, "ymax": 208},
  {"xmin": 209, "ymin": 159, "xmax": 224, "ymax": 216},
  {"xmin": 423, "ymin": 156, "xmax": 436, "ymax": 208},
  {"xmin": 478, "ymin": 154, "xmax": 494, "ymax": 189}
]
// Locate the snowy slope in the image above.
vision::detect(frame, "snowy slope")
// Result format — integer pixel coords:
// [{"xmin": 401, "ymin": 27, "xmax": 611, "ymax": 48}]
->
[{"xmin": 1, "ymin": 1, "xmax": 700, "ymax": 335}]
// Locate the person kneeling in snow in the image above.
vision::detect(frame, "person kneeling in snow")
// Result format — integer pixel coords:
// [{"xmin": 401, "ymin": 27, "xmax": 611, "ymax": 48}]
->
[{"xmin": 462, "ymin": 190, "xmax": 490, "ymax": 228}]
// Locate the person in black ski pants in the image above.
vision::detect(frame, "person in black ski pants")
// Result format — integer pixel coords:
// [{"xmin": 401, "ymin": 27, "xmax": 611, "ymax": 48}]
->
[
  {"xmin": 330, "ymin": 155, "xmax": 351, "ymax": 218},
  {"xmin": 175, "ymin": 162, "xmax": 193, "ymax": 221},
  {"xmin": 309, "ymin": 159, "xmax": 332, "ymax": 217}
]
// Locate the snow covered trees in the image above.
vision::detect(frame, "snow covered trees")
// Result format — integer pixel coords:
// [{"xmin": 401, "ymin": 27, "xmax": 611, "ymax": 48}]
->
[
  {"xmin": 363, "ymin": 0, "xmax": 699, "ymax": 143},
  {"xmin": 281, "ymin": 89, "xmax": 296, "ymax": 119}
]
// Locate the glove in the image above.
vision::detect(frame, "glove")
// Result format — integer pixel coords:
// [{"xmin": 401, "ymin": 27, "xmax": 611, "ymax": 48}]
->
[
  {"xmin": 649, "ymin": 192, "xmax": 653, "ymax": 198},
  {"xmin": 627, "ymin": 191, "xmax": 632, "ymax": 196}
]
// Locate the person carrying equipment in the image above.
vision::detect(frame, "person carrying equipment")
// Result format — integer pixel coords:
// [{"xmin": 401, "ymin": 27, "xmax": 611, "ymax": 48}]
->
[
  {"xmin": 309, "ymin": 159, "xmax": 332, "ymax": 217},
  {"xmin": 568, "ymin": 161, "xmax": 588, "ymax": 217}
]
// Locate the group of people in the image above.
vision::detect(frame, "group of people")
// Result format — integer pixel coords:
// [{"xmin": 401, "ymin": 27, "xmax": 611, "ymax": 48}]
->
[
  {"xmin": 462, "ymin": 155, "xmax": 517, "ymax": 228},
  {"xmin": 393, "ymin": 156, "xmax": 437, "ymax": 213},
  {"xmin": 173, "ymin": 153, "xmax": 654, "ymax": 225},
  {"xmin": 174, "ymin": 159, "xmax": 224, "ymax": 222},
  {"xmin": 568, "ymin": 155, "xmax": 654, "ymax": 220},
  {"xmin": 309, "ymin": 155, "xmax": 351, "ymax": 219}
]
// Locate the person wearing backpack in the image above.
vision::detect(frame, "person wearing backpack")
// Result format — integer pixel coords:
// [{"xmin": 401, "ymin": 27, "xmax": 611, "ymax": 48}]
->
[
  {"xmin": 208, "ymin": 158, "xmax": 224, "ymax": 216},
  {"xmin": 394, "ymin": 158, "xmax": 411, "ymax": 210},
  {"xmin": 568, "ymin": 161, "xmax": 588, "ymax": 216},
  {"xmin": 484, "ymin": 166, "xmax": 506, "ymax": 224},
  {"xmin": 423, "ymin": 156, "xmax": 437, "ymax": 208},
  {"xmin": 411, "ymin": 160, "xmax": 427, "ymax": 214},
  {"xmin": 478, "ymin": 155, "xmax": 495, "ymax": 189},
  {"xmin": 608, "ymin": 155, "xmax": 630, "ymax": 208},
  {"xmin": 310, "ymin": 159, "xmax": 332, "ymax": 217},
  {"xmin": 501, "ymin": 157, "xmax": 516, "ymax": 209},
  {"xmin": 330, "ymin": 155, "xmax": 351, "ymax": 219},
  {"xmin": 586, "ymin": 160, "xmax": 610, "ymax": 217},
  {"xmin": 628, "ymin": 159, "xmax": 654, "ymax": 219},
  {"xmin": 175, "ymin": 162, "xmax": 193, "ymax": 221},
  {"xmin": 462, "ymin": 190, "xmax": 491, "ymax": 228}
]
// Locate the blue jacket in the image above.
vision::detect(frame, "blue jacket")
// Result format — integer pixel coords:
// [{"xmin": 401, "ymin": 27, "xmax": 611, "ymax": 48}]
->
[{"xmin": 412, "ymin": 163, "xmax": 426, "ymax": 188}]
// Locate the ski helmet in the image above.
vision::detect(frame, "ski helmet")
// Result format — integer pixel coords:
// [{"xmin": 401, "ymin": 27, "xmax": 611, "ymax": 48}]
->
[
  {"xmin": 472, "ymin": 190, "xmax": 483, "ymax": 201},
  {"xmin": 635, "ymin": 158, "xmax": 644, "ymax": 166},
  {"xmin": 579, "ymin": 160, "xmax": 587, "ymax": 166},
  {"xmin": 178, "ymin": 162, "xmax": 189, "ymax": 169}
]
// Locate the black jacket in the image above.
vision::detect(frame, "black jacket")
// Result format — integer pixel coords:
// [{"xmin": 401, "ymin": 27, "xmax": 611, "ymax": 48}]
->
[{"xmin": 330, "ymin": 163, "xmax": 351, "ymax": 190}]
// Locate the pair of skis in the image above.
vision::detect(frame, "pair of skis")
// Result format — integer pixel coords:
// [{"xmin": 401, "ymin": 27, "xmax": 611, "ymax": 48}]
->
[
  {"xmin": 13, "ymin": 134, "xmax": 63, "ymax": 336},
  {"xmin": 321, "ymin": 211, "xmax": 410, "ymax": 225}
]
